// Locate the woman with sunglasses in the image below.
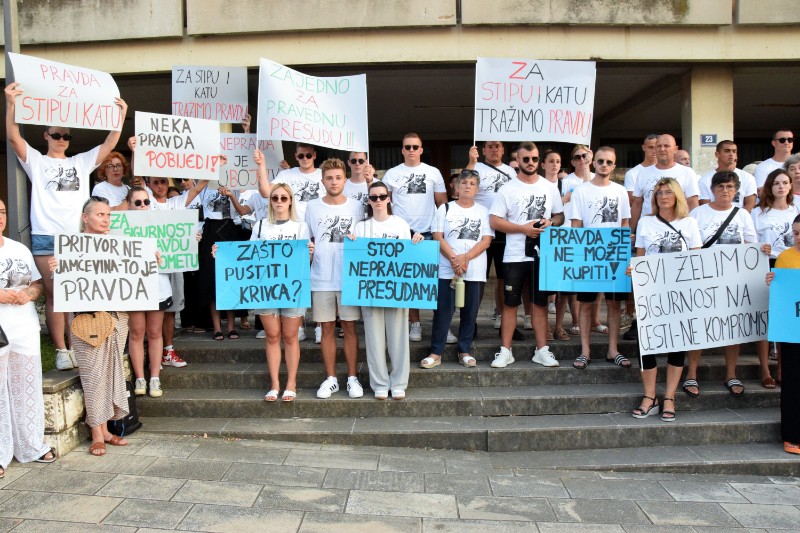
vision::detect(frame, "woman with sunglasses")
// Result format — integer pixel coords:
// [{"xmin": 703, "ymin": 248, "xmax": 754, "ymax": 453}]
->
[
  {"xmin": 92, "ymin": 151, "xmax": 131, "ymax": 211},
  {"xmin": 629, "ymin": 178, "xmax": 702, "ymax": 421},
  {"xmin": 352, "ymin": 182, "xmax": 422, "ymax": 399},
  {"xmin": 5, "ymin": 82, "xmax": 127, "ymax": 373}
]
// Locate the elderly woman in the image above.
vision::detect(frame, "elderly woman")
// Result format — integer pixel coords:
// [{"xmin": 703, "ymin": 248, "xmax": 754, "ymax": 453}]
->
[
  {"xmin": 52, "ymin": 197, "xmax": 131, "ymax": 456},
  {"xmin": 630, "ymin": 178, "xmax": 702, "ymax": 421},
  {"xmin": 0, "ymin": 198, "xmax": 55, "ymax": 478}
]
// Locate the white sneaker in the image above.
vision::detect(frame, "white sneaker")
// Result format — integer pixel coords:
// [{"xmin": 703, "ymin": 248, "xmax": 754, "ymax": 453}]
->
[
  {"xmin": 493, "ymin": 316, "xmax": 502, "ymax": 329},
  {"xmin": 55, "ymin": 349, "xmax": 74, "ymax": 371},
  {"xmin": 134, "ymin": 378, "xmax": 147, "ymax": 396},
  {"xmin": 547, "ymin": 302, "xmax": 556, "ymax": 314},
  {"xmin": 314, "ymin": 325, "xmax": 322, "ymax": 344},
  {"xmin": 256, "ymin": 330, "xmax": 266, "ymax": 339},
  {"xmin": 68, "ymin": 349, "xmax": 78, "ymax": 368},
  {"xmin": 446, "ymin": 329, "xmax": 458, "ymax": 344},
  {"xmin": 620, "ymin": 313, "xmax": 633, "ymax": 329},
  {"xmin": 149, "ymin": 378, "xmax": 163, "ymax": 398},
  {"xmin": 491, "ymin": 347, "xmax": 515, "ymax": 368},
  {"xmin": 316, "ymin": 376, "xmax": 339, "ymax": 398},
  {"xmin": 347, "ymin": 376, "xmax": 364, "ymax": 398},
  {"xmin": 409, "ymin": 322, "xmax": 422, "ymax": 342},
  {"xmin": 298, "ymin": 326, "xmax": 307, "ymax": 341},
  {"xmin": 523, "ymin": 315, "xmax": 533, "ymax": 330},
  {"xmin": 533, "ymin": 345, "xmax": 559, "ymax": 367}
]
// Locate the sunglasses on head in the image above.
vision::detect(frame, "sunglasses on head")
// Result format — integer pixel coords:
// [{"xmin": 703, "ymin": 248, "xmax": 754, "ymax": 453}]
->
[
  {"xmin": 296, "ymin": 153, "xmax": 314, "ymax": 159},
  {"xmin": 48, "ymin": 132, "xmax": 73, "ymax": 141},
  {"xmin": 349, "ymin": 158, "xmax": 366, "ymax": 165},
  {"xmin": 82, "ymin": 196, "xmax": 110, "ymax": 210},
  {"xmin": 404, "ymin": 144, "xmax": 420, "ymax": 151},
  {"xmin": 775, "ymin": 137, "xmax": 794, "ymax": 144},
  {"xmin": 595, "ymin": 159, "xmax": 615, "ymax": 166},
  {"xmin": 270, "ymin": 195, "xmax": 290, "ymax": 202},
  {"xmin": 520, "ymin": 156, "xmax": 539, "ymax": 164},
  {"xmin": 368, "ymin": 194, "xmax": 389, "ymax": 202},
  {"xmin": 132, "ymin": 199, "xmax": 151, "ymax": 207}
]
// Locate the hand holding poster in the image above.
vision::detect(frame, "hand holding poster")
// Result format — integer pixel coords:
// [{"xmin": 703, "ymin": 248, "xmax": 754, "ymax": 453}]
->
[
  {"xmin": 172, "ymin": 66, "xmax": 248, "ymax": 123},
  {"xmin": 219, "ymin": 134, "xmax": 284, "ymax": 190},
  {"xmin": 134, "ymin": 111, "xmax": 221, "ymax": 181},
  {"xmin": 630, "ymin": 244, "xmax": 769, "ymax": 355},
  {"xmin": 257, "ymin": 58, "xmax": 368, "ymax": 152},
  {"xmin": 539, "ymin": 227, "xmax": 631, "ymax": 293},
  {"xmin": 474, "ymin": 57, "xmax": 596, "ymax": 144},
  {"xmin": 54, "ymin": 234, "xmax": 159, "ymax": 312},
  {"xmin": 767, "ymin": 268, "xmax": 800, "ymax": 343},
  {"xmin": 342, "ymin": 238, "xmax": 439, "ymax": 309},
  {"xmin": 215, "ymin": 240, "xmax": 311, "ymax": 310},
  {"xmin": 8, "ymin": 52, "xmax": 122, "ymax": 131},
  {"xmin": 109, "ymin": 210, "xmax": 199, "ymax": 273}
]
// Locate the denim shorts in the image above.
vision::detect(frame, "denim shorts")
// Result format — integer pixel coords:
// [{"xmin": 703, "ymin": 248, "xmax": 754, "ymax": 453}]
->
[
  {"xmin": 32, "ymin": 234, "xmax": 55, "ymax": 256},
  {"xmin": 255, "ymin": 308, "xmax": 306, "ymax": 318}
]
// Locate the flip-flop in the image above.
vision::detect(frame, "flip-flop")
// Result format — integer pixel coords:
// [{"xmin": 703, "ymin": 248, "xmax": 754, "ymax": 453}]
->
[
  {"xmin": 682, "ymin": 379, "xmax": 700, "ymax": 398},
  {"xmin": 573, "ymin": 355, "xmax": 590, "ymax": 370},
  {"xmin": 228, "ymin": 330, "xmax": 240, "ymax": 340},
  {"xmin": 725, "ymin": 378, "xmax": 745, "ymax": 396},
  {"xmin": 606, "ymin": 354, "xmax": 632, "ymax": 368},
  {"xmin": 34, "ymin": 449, "xmax": 56, "ymax": 463},
  {"xmin": 264, "ymin": 389, "xmax": 279, "ymax": 402}
]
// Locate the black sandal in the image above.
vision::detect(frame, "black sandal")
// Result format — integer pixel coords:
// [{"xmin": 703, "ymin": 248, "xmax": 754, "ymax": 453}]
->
[
  {"xmin": 213, "ymin": 331, "xmax": 224, "ymax": 341},
  {"xmin": 682, "ymin": 379, "xmax": 700, "ymax": 398},
  {"xmin": 228, "ymin": 330, "xmax": 240, "ymax": 340},
  {"xmin": 725, "ymin": 378, "xmax": 745, "ymax": 396},
  {"xmin": 632, "ymin": 395, "xmax": 660, "ymax": 418},
  {"xmin": 573, "ymin": 355, "xmax": 590, "ymax": 370},
  {"xmin": 661, "ymin": 398, "xmax": 676, "ymax": 422},
  {"xmin": 606, "ymin": 354, "xmax": 631, "ymax": 368}
]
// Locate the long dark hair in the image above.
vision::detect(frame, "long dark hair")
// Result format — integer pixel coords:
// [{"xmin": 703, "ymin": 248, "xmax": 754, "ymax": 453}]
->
[{"xmin": 366, "ymin": 181, "xmax": 392, "ymax": 219}]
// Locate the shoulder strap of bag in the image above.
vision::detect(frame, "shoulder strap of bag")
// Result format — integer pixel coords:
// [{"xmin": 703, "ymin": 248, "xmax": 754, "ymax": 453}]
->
[
  {"xmin": 482, "ymin": 162, "xmax": 512, "ymax": 181},
  {"xmin": 701, "ymin": 207, "xmax": 739, "ymax": 249},
  {"xmin": 655, "ymin": 214, "xmax": 689, "ymax": 249}
]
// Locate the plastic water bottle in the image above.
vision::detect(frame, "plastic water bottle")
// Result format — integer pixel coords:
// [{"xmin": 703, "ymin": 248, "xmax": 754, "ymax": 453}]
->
[{"xmin": 454, "ymin": 277, "xmax": 465, "ymax": 308}]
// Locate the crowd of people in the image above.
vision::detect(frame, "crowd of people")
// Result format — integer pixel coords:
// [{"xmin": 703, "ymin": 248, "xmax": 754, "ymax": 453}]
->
[{"xmin": 1, "ymin": 74, "xmax": 797, "ymax": 475}]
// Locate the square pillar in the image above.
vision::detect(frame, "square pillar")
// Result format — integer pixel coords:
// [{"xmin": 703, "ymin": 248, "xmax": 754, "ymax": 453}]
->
[{"xmin": 681, "ymin": 66, "xmax": 734, "ymax": 174}]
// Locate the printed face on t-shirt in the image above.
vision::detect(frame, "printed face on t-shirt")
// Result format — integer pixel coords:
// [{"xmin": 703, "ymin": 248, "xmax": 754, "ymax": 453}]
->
[
  {"xmin": 516, "ymin": 194, "xmax": 547, "ymax": 222},
  {"xmin": 447, "ymin": 216, "xmax": 482, "ymax": 241},
  {"xmin": 318, "ymin": 215, "xmax": 354, "ymax": 243},
  {"xmin": 0, "ymin": 257, "xmax": 32, "ymax": 288}
]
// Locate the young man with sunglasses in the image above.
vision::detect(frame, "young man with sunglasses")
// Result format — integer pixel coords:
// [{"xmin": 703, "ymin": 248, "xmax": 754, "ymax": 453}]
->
[
  {"xmin": 489, "ymin": 141, "xmax": 564, "ymax": 368},
  {"xmin": 266, "ymin": 143, "xmax": 323, "ymax": 221},
  {"xmin": 344, "ymin": 151, "xmax": 376, "ymax": 209},
  {"xmin": 4, "ymin": 82, "xmax": 128, "ymax": 371},
  {"xmin": 755, "ymin": 129, "xmax": 794, "ymax": 193},
  {"xmin": 383, "ymin": 133, "xmax": 448, "ymax": 341}
]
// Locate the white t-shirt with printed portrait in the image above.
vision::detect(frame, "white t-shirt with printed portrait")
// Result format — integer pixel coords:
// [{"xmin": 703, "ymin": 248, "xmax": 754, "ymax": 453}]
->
[
  {"xmin": 305, "ymin": 197, "xmax": 364, "ymax": 292},
  {"xmin": 473, "ymin": 162, "xmax": 516, "ymax": 211},
  {"xmin": 383, "ymin": 162, "xmax": 446, "ymax": 233},
  {"xmin": 250, "ymin": 218, "xmax": 309, "ymax": 242},
  {"xmin": 200, "ymin": 189, "xmax": 241, "ymax": 224},
  {"xmin": 754, "ymin": 158, "xmax": 784, "ymax": 189},
  {"xmin": 634, "ymin": 164, "xmax": 700, "ymax": 217},
  {"xmin": 354, "ymin": 215, "xmax": 411, "ymax": 241},
  {"xmin": 635, "ymin": 216, "xmax": 702, "ymax": 256},
  {"xmin": 91, "ymin": 181, "xmax": 129, "ymax": 207},
  {"xmin": 434, "ymin": 202, "xmax": 493, "ymax": 281},
  {"xmin": 690, "ymin": 204, "xmax": 757, "ymax": 246},
  {"xmin": 273, "ymin": 167, "xmax": 324, "ymax": 221},
  {"xmin": 570, "ymin": 181, "xmax": 631, "ymax": 228},
  {"xmin": 698, "ymin": 168, "xmax": 757, "ymax": 207},
  {"xmin": 489, "ymin": 178, "xmax": 564, "ymax": 263},
  {"xmin": 343, "ymin": 179, "xmax": 370, "ymax": 211},
  {"xmin": 20, "ymin": 143, "xmax": 100, "ymax": 235},
  {"xmin": 751, "ymin": 205, "xmax": 800, "ymax": 258},
  {"xmin": 0, "ymin": 238, "xmax": 42, "ymax": 338}
]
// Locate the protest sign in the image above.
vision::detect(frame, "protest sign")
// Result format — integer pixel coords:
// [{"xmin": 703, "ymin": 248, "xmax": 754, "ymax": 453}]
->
[
  {"xmin": 219, "ymin": 134, "xmax": 284, "ymax": 190},
  {"xmin": 172, "ymin": 66, "xmax": 248, "ymax": 123},
  {"xmin": 8, "ymin": 52, "xmax": 122, "ymax": 131},
  {"xmin": 767, "ymin": 268, "xmax": 800, "ymax": 343},
  {"xmin": 474, "ymin": 57, "xmax": 596, "ymax": 144},
  {"xmin": 342, "ymin": 239, "xmax": 439, "ymax": 309},
  {"xmin": 134, "ymin": 111, "xmax": 221, "ymax": 181},
  {"xmin": 214, "ymin": 240, "xmax": 311, "ymax": 310},
  {"xmin": 630, "ymin": 244, "xmax": 769, "ymax": 355},
  {"xmin": 53, "ymin": 234, "xmax": 159, "ymax": 312},
  {"xmin": 109, "ymin": 210, "xmax": 199, "ymax": 273},
  {"xmin": 256, "ymin": 58, "xmax": 368, "ymax": 152},
  {"xmin": 539, "ymin": 227, "xmax": 631, "ymax": 293}
]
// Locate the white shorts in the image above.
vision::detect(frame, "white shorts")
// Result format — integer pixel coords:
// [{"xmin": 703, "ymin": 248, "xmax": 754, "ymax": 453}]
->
[{"xmin": 312, "ymin": 291, "xmax": 361, "ymax": 323}]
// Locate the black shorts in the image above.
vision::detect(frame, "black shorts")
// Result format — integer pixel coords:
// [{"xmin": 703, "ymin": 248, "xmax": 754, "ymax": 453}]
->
[
  {"xmin": 576, "ymin": 292, "xmax": 629, "ymax": 303},
  {"xmin": 503, "ymin": 261, "xmax": 553, "ymax": 308}
]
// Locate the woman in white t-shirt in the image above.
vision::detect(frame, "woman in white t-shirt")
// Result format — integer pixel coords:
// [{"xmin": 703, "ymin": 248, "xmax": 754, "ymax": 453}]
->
[
  {"xmin": 421, "ymin": 170, "xmax": 493, "ymax": 370},
  {"xmin": 751, "ymin": 168, "xmax": 798, "ymax": 389},
  {"xmin": 0, "ymin": 198, "xmax": 55, "ymax": 477},
  {"xmin": 352, "ymin": 182, "xmax": 422, "ymax": 400},
  {"xmin": 91, "ymin": 151, "xmax": 130, "ymax": 210},
  {"xmin": 630, "ymin": 178, "xmax": 702, "ymax": 422}
]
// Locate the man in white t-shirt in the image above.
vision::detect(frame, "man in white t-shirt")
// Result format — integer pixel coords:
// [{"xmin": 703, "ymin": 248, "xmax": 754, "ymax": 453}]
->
[
  {"xmin": 306, "ymin": 158, "xmax": 365, "ymax": 399},
  {"xmin": 624, "ymin": 134, "xmax": 658, "ymax": 205},
  {"xmin": 490, "ymin": 141, "xmax": 564, "ymax": 368},
  {"xmin": 259, "ymin": 142, "xmax": 323, "ymax": 221},
  {"xmin": 698, "ymin": 140, "xmax": 757, "ymax": 212},
  {"xmin": 383, "ymin": 133, "xmax": 448, "ymax": 341},
  {"xmin": 569, "ymin": 147, "xmax": 631, "ymax": 371},
  {"xmin": 343, "ymin": 151, "xmax": 376, "ymax": 210},
  {"xmin": 4, "ymin": 82, "xmax": 128, "ymax": 370},
  {"xmin": 754, "ymin": 129, "xmax": 794, "ymax": 191}
]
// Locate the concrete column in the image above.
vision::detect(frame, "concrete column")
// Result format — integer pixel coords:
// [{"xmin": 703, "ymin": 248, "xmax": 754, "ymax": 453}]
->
[{"xmin": 681, "ymin": 66, "xmax": 734, "ymax": 174}]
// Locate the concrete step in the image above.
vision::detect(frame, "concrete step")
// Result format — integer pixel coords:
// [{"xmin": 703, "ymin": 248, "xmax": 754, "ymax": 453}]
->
[
  {"xmin": 137, "ymin": 407, "xmax": 781, "ymax": 453},
  {"xmin": 137, "ymin": 379, "xmax": 779, "ymax": 419},
  {"xmin": 155, "ymin": 357, "xmax": 776, "ymax": 390}
]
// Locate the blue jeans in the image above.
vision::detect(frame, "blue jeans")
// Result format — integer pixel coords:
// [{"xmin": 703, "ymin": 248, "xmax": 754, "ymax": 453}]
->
[{"xmin": 430, "ymin": 279, "xmax": 484, "ymax": 355}]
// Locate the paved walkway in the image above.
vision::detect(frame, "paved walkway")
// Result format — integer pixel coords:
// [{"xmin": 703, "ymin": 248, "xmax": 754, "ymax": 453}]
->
[{"xmin": 1, "ymin": 433, "xmax": 799, "ymax": 531}]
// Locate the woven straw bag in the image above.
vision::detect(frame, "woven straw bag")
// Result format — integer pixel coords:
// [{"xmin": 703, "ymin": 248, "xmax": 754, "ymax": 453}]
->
[{"xmin": 71, "ymin": 312, "xmax": 116, "ymax": 347}]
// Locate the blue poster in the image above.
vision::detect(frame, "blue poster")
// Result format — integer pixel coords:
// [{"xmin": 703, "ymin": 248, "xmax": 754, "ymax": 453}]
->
[
  {"xmin": 342, "ymin": 238, "xmax": 440, "ymax": 309},
  {"xmin": 539, "ymin": 227, "xmax": 632, "ymax": 293},
  {"xmin": 768, "ymin": 268, "xmax": 800, "ymax": 342},
  {"xmin": 215, "ymin": 240, "xmax": 311, "ymax": 310}
]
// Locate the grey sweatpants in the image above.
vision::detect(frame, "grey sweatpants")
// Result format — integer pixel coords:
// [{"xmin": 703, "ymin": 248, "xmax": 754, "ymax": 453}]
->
[{"xmin": 361, "ymin": 306, "xmax": 410, "ymax": 392}]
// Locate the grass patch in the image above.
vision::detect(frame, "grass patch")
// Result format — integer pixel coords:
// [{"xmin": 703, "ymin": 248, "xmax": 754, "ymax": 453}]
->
[{"xmin": 41, "ymin": 333, "xmax": 56, "ymax": 373}]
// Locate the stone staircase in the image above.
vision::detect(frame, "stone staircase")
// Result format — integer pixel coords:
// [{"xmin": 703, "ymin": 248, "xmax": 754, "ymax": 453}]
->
[{"xmin": 138, "ymin": 316, "xmax": 782, "ymax": 464}]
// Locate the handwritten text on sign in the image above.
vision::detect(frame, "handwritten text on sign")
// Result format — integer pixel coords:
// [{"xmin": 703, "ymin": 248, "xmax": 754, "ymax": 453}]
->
[
  {"xmin": 172, "ymin": 66, "xmax": 248, "ymax": 123},
  {"xmin": 8, "ymin": 52, "xmax": 122, "ymax": 131},
  {"xmin": 539, "ymin": 227, "xmax": 631, "ymax": 293},
  {"xmin": 54, "ymin": 234, "xmax": 159, "ymax": 312},
  {"xmin": 474, "ymin": 57, "xmax": 596, "ymax": 144},
  {"xmin": 219, "ymin": 134, "xmax": 284, "ymax": 190},
  {"xmin": 767, "ymin": 269, "xmax": 800, "ymax": 343},
  {"xmin": 109, "ymin": 210, "xmax": 199, "ymax": 273},
  {"xmin": 134, "ymin": 111, "xmax": 221, "ymax": 181},
  {"xmin": 342, "ymin": 239, "xmax": 439, "ymax": 309},
  {"xmin": 631, "ymin": 244, "xmax": 769, "ymax": 355},
  {"xmin": 257, "ymin": 58, "xmax": 368, "ymax": 152},
  {"xmin": 214, "ymin": 240, "xmax": 311, "ymax": 310}
]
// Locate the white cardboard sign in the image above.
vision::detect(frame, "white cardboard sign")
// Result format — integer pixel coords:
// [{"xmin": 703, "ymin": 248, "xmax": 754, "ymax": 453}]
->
[
  {"xmin": 172, "ymin": 65, "xmax": 248, "ymax": 123},
  {"xmin": 219, "ymin": 134, "xmax": 284, "ymax": 190}
]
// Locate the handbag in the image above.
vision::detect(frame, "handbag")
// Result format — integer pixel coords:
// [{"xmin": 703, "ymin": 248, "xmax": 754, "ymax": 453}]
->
[
  {"xmin": 70, "ymin": 312, "xmax": 116, "ymax": 347},
  {"xmin": 0, "ymin": 323, "xmax": 8, "ymax": 348}
]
